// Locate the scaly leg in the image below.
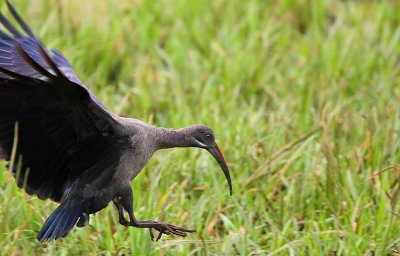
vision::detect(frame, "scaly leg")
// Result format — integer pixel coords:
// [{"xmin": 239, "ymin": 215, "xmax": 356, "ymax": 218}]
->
[
  {"xmin": 113, "ymin": 200, "xmax": 130, "ymax": 226},
  {"xmin": 114, "ymin": 185, "xmax": 196, "ymax": 240}
]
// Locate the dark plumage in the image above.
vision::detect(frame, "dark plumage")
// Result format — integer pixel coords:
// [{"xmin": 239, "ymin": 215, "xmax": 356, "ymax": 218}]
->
[{"xmin": 0, "ymin": 2, "xmax": 232, "ymax": 242}]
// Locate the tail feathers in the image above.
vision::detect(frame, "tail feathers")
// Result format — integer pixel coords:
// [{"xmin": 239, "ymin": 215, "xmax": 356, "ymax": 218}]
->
[{"xmin": 36, "ymin": 200, "xmax": 88, "ymax": 242}]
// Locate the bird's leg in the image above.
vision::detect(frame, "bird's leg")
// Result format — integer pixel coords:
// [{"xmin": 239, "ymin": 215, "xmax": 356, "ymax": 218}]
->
[
  {"xmin": 76, "ymin": 213, "xmax": 90, "ymax": 228},
  {"xmin": 116, "ymin": 185, "xmax": 196, "ymax": 240},
  {"xmin": 113, "ymin": 200, "xmax": 130, "ymax": 226}
]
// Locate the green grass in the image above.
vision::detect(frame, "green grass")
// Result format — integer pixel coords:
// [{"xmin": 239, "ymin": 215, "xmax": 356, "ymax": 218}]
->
[{"xmin": 0, "ymin": 0, "xmax": 400, "ymax": 254}]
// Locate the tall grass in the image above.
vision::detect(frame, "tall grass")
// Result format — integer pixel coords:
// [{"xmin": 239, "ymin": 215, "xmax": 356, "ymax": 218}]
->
[{"xmin": 0, "ymin": 0, "xmax": 399, "ymax": 255}]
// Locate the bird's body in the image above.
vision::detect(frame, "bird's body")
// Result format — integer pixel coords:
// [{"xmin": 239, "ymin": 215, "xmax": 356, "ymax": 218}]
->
[{"xmin": 0, "ymin": 2, "xmax": 232, "ymax": 242}]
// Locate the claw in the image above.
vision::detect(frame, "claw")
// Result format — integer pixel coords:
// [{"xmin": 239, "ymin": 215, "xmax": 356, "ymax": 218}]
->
[
  {"xmin": 150, "ymin": 228, "xmax": 155, "ymax": 241},
  {"xmin": 156, "ymin": 231, "xmax": 163, "ymax": 241}
]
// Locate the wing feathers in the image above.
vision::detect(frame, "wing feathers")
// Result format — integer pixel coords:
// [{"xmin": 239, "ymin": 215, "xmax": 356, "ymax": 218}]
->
[
  {"xmin": 0, "ymin": 12, "xmax": 23, "ymax": 38},
  {"xmin": 14, "ymin": 41, "xmax": 56, "ymax": 79},
  {"xmin": 0, "ymin": 3, "xmax": 127, "ymax": 203},
  {"xmin": 0, "ymin": 65, "xmax": 31, "ymax": 80},
  {"xmin": 5, "ymin": 1, "xmax": 35, "ymax": 38},
  {"xmin": 35, "ymin": 41, "xmax": 64, "ymax": 77}
]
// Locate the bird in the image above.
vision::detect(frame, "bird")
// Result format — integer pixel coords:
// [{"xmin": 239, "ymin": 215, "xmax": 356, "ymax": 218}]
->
[{"xmin": 0, "ymin": 1, "xmax": 232, "ymax": 242}]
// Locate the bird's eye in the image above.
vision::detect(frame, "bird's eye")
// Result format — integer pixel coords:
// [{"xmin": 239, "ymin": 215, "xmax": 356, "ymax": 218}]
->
[{"xmin": 205, "ymin": 134, "xmax": 212, "ymax": 140}]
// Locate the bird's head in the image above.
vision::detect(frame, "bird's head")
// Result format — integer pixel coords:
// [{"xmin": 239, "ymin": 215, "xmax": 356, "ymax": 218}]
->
[{"xmin": 185, "ymin": 124, "xmax": 232, "ymax": 195}]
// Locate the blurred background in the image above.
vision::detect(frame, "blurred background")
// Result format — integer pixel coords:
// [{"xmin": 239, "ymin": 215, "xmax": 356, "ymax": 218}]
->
[{"xmin": 0, "ymin": 0, "xmax": 399, "ymax": 255}]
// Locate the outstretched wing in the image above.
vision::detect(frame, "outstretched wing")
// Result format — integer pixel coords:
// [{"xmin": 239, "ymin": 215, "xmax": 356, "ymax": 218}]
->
[{"xmin": 0, "ymin": 2, "xmax": 128, "ymax": 202}]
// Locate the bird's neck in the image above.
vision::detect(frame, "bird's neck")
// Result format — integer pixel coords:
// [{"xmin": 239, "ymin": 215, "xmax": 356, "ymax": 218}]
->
[{"xmin": 154, "ymin": 127, "xmax": 192, "ymax": 150}]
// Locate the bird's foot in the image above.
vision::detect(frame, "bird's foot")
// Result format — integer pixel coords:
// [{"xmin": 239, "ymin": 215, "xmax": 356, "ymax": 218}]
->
[
  {"xmin": 136, "ymin": 220, "xmax": 195, "ymax": 241},
  {"xmin": 150, "ymin": 221, "xmax": 196, "ymax": 241}
]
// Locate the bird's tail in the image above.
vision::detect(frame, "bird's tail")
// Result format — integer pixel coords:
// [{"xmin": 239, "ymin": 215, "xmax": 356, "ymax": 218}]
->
[{"xmin": 36, "ymin": 199, "xmax": 89, "ymax": 242}]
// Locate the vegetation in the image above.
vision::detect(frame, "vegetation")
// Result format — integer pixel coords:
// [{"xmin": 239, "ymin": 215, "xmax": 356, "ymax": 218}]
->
[{"xmin": 0, "ymin": 0, "xmax": 399, "ymax": 254}]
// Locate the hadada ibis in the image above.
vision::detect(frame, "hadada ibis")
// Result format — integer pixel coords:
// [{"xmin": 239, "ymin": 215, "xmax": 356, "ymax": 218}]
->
[{"xmin": 0, "ymin": 2, "xmax": 232, "ymax": 242}]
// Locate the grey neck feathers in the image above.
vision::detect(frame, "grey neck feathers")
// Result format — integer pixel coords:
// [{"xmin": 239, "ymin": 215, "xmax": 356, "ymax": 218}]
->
[{"xmin": 154, "ymin": 127, "xmax": 193, "ymax": 150}]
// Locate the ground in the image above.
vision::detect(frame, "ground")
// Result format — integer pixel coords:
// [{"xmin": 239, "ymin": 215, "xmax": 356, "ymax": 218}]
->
[{"xmin": 0, "ymin": 0, "xmax": 400, "ymax": 255}]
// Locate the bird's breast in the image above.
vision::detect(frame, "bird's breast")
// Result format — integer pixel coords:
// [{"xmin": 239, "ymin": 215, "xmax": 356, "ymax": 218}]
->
[
  {"xmin": 114, "ymin": 140, "xmax": 155, "ymax": 182},
  {"xmin": 128, "ymin": 150, "xmax": 154, "ymax": 180}
]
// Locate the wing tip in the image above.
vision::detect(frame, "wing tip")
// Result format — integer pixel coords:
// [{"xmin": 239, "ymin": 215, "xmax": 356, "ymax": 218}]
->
[{"xmin": 5, "ymin": 0, "xmax": 34, "ymax": 37}]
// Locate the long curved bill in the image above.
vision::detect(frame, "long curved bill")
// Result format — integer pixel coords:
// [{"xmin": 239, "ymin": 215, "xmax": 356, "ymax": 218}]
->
[{"xmin": 207, "ymin": 144, "xmax": 232, "ymax": 195}]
